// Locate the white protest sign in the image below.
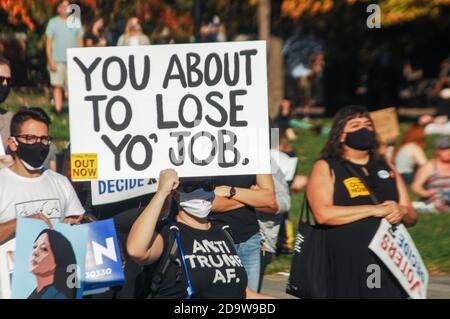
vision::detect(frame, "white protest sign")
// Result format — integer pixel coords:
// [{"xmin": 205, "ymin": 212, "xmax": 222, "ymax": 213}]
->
[
  {"xmin": 67, "ymin": 41, "xmax": 271, "ymax": 180},
  {"xmin": 0, "ymin": 137, "xmax": 5, "ymax": 156},
  {"xmin": 0, "ymin": 238, "xmax": 15, "ymax": 299},
  {"xmin": 369, "ymin": 219, "xmax": 428, "ymax": 299},
  {"xmin": 91, "ymin": 178, "xmax": 158, "ymax": 205},
  {"xmin": 270, "ymin": 149, "xmax": 298, "ymax": 181}
]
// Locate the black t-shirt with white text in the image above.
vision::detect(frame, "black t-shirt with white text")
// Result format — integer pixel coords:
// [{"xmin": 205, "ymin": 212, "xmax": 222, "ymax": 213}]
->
[{"xmin": 153, "ymin": 221, "xmax": 248, "ymax": 299}]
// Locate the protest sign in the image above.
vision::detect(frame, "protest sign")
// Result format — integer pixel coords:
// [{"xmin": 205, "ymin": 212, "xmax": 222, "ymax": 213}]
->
[
  {"xmin": 370, "ymin": 107, "xmax": 400, "ymax": 144},
  {"xmin": 0, "ymin": 137, "xmax": 4, "ymax": 156},
  {"xmin": 84, "ymin": 219, "xmax": 124, "ymax": 294},
  {"xmin": 270, "ymin": 149, "xmax": 298, "ymax": 181},
  {"xmin": 67, "ymin": 41, "xmax": 271, "ymax": 180},
  {"xmin": 11, "ymin": 218, "xmax": 88, "ymax": 299},
  {"xmin": 0, "ymin": 238, "xmax": 15, "ymax": 299},
  {"xmin": 369, "ymin": 219, "xmax": 428, "ymax": 299},
  {"xmin": 91, "ymin": 178, "xmax": 158, "ymax": 205}
]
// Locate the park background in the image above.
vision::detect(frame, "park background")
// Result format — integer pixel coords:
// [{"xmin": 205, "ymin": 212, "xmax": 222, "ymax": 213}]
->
[{"xmin": 0, "ymin": 0, "xmax": 449, "ymax": 276}]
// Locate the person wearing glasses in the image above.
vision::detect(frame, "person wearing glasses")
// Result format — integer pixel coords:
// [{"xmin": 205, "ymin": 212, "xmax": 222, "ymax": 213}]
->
[
  {"xmin": 0, "ymin": 107, "xmax": 85, "ymax": 244},
  {"xmin": 127, "ymin": 169, "xmax": 272, "ymax": 299}
]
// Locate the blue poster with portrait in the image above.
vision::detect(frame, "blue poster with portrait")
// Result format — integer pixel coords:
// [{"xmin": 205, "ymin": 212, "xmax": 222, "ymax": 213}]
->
[
  {"xmin": 11, "ymin": 218, "xmax": 88, "ymax": 299},
  {"xmin": 84, "ymin": 219, "xmax": 124, "ymax": 293}
]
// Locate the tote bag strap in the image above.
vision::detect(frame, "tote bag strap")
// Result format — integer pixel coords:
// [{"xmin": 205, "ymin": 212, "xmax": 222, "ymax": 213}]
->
[{"xmin": 299, "ymin": 193, "xmax": 314, "ymax": 225}]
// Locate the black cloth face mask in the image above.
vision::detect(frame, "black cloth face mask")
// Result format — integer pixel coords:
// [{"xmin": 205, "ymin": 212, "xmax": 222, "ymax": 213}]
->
[
  {"xmin": 14, "ymin": 139, "xmax": 50, "ymax": 170},
  {"xmin": 0, "ymin": 84, "xmax": 10, "ymax": 103},
  {"xmin": 344, "ymin": 127, "xmax": 376, "ymax": 151}
]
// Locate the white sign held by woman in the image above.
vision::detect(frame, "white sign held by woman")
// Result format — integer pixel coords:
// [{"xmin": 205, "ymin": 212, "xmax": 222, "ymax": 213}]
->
[{"xmin": 369, "ymin": 219, "xmax": 428, "ymax": 299}]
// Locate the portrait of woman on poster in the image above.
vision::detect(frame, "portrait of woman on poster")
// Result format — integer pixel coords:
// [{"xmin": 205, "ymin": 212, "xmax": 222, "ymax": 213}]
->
[{"xmin": 28, "ymin": 229, "xmax": 77, "ymax": 299}]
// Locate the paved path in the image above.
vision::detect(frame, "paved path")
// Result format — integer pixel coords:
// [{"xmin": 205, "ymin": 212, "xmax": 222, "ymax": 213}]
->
[{"xmin": 261, "ymin": 273, "xmax": 450, "ymax": 299}]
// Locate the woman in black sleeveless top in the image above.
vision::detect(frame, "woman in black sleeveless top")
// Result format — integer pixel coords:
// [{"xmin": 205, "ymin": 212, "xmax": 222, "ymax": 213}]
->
[{"xmin": 307, "ymin": 105, "xmax": 418, "ymax": 298}]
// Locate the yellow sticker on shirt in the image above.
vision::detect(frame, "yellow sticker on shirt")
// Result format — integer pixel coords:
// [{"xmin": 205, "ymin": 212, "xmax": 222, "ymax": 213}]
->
[{"xmin": 343, "ymin": 177, "xmax": 370, "ymax": 198}]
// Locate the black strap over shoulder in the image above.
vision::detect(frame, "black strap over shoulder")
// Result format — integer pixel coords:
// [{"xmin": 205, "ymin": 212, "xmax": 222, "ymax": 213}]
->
[
  {"xmin": 134, "ymin": 218, "xmax": 181, "ymax": 299},
  {"xmin": 342, "ymin": 161, "xmax": 380, "ymax": 205},
  {"xmin": 299, "ymin": 192, "xmax": 315, "ymax": 226},
  {"xmin": 208, "ymin": 216, "xmax": 235, "ymax": 245}
]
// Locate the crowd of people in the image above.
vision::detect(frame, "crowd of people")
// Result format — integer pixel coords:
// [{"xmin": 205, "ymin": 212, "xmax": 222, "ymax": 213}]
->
[
  {"xmin": 0, "ymin": 0, "xmax": 448, "ymax": 300},
  {"xmin": 0, "ymin": 46, "xmax": 428, "ymax": 299}
]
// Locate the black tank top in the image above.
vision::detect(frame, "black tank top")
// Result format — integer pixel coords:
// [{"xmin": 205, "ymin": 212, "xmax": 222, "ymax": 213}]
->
[
  {"xmin": 326, "ymin": 157, "xmax": 399, "ymax": 206},
  {"xmin": 321, "ymin": 157, "xmax": 406, "ymax": 298},
  {"xmin": 210, "ymin": 175, "xmax": 258, "ymax": 244}
]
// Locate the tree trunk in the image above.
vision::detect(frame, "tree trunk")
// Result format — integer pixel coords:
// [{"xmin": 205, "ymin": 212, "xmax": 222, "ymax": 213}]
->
[
  {"xmin": 268, "ymin": 36, "xmax": 284, "ymax": 118},
  {"xmin": 258, "ymin": 0, "xmax": 284, "ymax": 118}
]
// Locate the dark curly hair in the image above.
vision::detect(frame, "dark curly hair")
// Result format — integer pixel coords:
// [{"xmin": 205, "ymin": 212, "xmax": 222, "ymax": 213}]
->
[
  {"xmin": 320, "ymin": 105, "xmax": 381, "ymax": 162},
  {"xmin": 10, "ymin": 107, "xmax": 51, "ymax": 137}
]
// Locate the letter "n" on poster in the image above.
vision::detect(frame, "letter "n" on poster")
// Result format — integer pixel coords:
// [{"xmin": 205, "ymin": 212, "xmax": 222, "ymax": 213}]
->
[{"xmin": 92, "ymin": 237, "xmax": 117, "ymax": 265}]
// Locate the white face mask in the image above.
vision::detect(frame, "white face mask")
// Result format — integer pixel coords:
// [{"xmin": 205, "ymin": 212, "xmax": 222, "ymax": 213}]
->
[
  {"xmin": 177, "ymin": 188, "xmax": 215, "ymax": 219},
  {"xmin": 20, "ymin": 159, "xmax": 45, "ymax": 171}
]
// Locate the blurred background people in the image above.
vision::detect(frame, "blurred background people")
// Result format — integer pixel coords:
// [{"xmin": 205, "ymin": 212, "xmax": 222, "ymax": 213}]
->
[
  {"xmin": 84, "ymin": 17, "xmax": 107, "ymax": 47},
  {"xmin": 117, "ymin": 17, "xmax": 150, "ymax": 46},
  {"xmin": 412, "ymin": 136, "xmax": 450, "ymax": 213},
  {"xmin": 394, "ymin": 124, "xmax": 427, "ymax": 185},
  {"xmin": 45, "ymin": 0, "xmax": 84, "ymax": 115}
]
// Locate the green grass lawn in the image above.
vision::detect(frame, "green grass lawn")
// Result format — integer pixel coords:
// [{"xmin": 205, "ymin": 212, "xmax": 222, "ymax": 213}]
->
[{"xmin": 4, "ymin": 88, "xmax": 450, "ymax": 274}]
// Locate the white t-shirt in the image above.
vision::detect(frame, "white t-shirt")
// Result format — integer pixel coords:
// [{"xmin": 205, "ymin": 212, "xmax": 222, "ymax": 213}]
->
[{"xmin": 0, "ymin": 168, "xmax": 85, "ymax": 224}]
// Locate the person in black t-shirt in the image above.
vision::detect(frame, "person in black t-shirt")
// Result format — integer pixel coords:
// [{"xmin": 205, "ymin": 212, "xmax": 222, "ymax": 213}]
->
[
  {"xmin": 211, "ymin": 173, "xmax": 277, "ymax": 292},
  {"xmin": 127, "ymin": 169, "xmax": 273, "ymax": 299},
  {"xmin": 84, "ymin": 17, "xmax": 107, "ymax": 47},
  {"xmin": 307, "ymin": 105, "xmax": 418, "ymax": 298}
]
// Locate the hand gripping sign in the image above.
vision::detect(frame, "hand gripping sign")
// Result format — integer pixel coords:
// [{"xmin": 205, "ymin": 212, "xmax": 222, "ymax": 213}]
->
[
  {"xmin": 369, "ymin": 219, "xmax": 429, "ymax": 299},
  {"xmin": 67, "ymin": 41, "xmax": 271, "ymax": 180}
]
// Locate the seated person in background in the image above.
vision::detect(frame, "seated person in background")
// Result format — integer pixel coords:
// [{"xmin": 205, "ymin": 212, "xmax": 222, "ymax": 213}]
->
[
  {"xmin": 274, "ymin": 99, "xmax": 297, "ymax": 142},
  {"xmin": 424, "ymin": 81, "xmax": 450, "ymax": 135},
  {"xmin": 411, "ymin": 136, "xmax": 450, "ymax": 212},
  {"xmin": 394, "ymin": 124, "xmax": 427, "ymax": 186}
]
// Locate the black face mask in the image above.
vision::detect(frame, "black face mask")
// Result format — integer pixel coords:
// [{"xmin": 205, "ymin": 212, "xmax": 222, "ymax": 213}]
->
[
  {"xmin": 0, "ymin": 84, "xmax": 10, "ymax": 103},
  {"xmin": 344, "ymin": 128, "xmax": 376, "ymax": 151},
  {"xmin": 15, "ymin": 140, "xmax": 50, "ymax": 170}
]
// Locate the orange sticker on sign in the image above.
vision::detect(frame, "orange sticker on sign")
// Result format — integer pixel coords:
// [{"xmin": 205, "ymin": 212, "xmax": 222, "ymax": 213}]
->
[
  {"xmin": 71, "ymin": 153, "xmax": 98, "ymax": 180},
  {"xmin": 343, "ymin": 177, "xmax": 370, "ymax": 198}
]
